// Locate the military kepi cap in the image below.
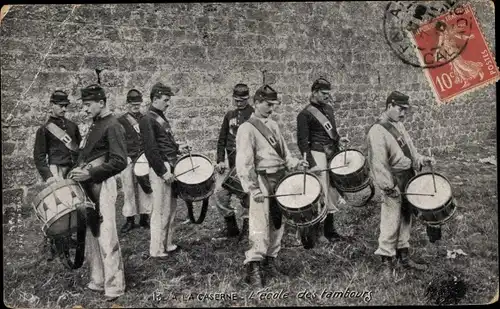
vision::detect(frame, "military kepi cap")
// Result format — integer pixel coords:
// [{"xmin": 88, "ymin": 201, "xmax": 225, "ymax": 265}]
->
[
  {"xmin": 50, "ymin": 90, "xmax": 70, "ymax": 105},
  {"xmin": 127, "ymin": 89, "xmax": 143, "ymax": 104},
  {"xmin": 233, "ymin": 83, "xmax": 249, "ymax": 99},
  {"xmin": 80, "ymin": 84, "xmax": 106, "ymax": 101},
  {"xmin": 151, "ymin": 82, "xmax": 175, "ymax": 98},
  {"xmin": 254, "ymin": 84, "xmax": 280, "ymax": 104},
  {"xmin": 386, "ymin": 91, "xmax": 410, "ymax": 107},
  {"xmin": 311, "ymin": 77, "xmax": 331, "ymax": 92}
]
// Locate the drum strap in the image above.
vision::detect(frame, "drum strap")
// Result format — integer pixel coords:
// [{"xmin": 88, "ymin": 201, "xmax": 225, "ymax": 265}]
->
[
  {"xmin": 46, "ymin": 123, "xmax": 79, "ymax": 152},
  {"xmin": 149, "ymin": 111, "xmax": 172, "ymax": 133},
  {"xmin": 257, "ymin": 169, "xmax": 287, "ymax": 230},
  {"xmin": 377, "ymin": 121, "xmax": 413, "ymax": 161},
  {"xmin": 306, "ymin": 105, "xmax": 335, "ymax": 140},
  {"xmin": 247, "ymin": 117, "xmax": 285, "ymax": 160},
  {"xmin": 125, "ymin": 114, "xmax": 141, "ymax": 135}
]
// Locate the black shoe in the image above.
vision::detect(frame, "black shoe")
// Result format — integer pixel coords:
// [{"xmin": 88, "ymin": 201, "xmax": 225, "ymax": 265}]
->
[
  {"xmin": 47, "ymin": 239, "xmax": 57, "ymax": 262},
  {"xmin": 426, "ymin": 225, "xmax": 442, "ymax": 243},
  {"xmin": 263, "ymin": 256, "xmax": 281, "ymax": 278},
  {"xmin": 323, "ymin": 214, "xmax": 349, "ymax": 242},
  {"xmin": 121, "ymin": 217, "xmax": 136, "ymax": 233},
  {"xmin": 380, "ymin": 255, "xmax": 394, "ymax": 276},
  {"xmin": 139, "ymin": 214, "xmax": 150, "ymax": 229},
  {"xmin": 244, "ymin": 261, "xmax": 265, "ymax": 288},
  {"xmin": 396, "ymin": 248, "xmax": 427, "ymax": 271}
]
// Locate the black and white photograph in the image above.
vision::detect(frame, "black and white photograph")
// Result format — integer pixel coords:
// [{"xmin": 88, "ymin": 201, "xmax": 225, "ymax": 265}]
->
[{"xmin": 1, "ymin": 1, "xmax": 498, "ymax": 307}]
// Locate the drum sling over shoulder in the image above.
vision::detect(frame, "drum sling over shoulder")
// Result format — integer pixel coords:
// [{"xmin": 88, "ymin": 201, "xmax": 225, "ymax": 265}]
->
[
  {"xmin": 150, "ymin": 111, "xmax": 173, "ymax": 133},
  {"xmin": 378, "ymin": 121, "xmax": 417, "ymax": 220},
  {"xmin": 247, "ymin": 117, "xmax": 285, "ymax": 159},
  {"xmin": 46, "ymin": 122, "xmax": 79, "ymax": 152},
  {"xmin": 247, "ymin": 117, "xmax": 287, "ymax": 229},
  {"xmin": 306, "ymin": 105, "xmax": 335, "ymax": 140},
  {"xmin": 125, "ymin": 114, "xmax": 141, "ymax": 135}
]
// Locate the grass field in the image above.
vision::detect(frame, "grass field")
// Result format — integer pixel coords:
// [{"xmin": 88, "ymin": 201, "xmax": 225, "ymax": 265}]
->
[{"xmin": 3, "ymin": 139, "xmax": 498, "ymax": 308}]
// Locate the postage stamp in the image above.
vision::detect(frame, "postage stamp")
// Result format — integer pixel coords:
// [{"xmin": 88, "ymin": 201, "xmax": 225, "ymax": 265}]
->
[{"xmin": 410, "ymin": 3, "xmax": 500, "ymax": 103}]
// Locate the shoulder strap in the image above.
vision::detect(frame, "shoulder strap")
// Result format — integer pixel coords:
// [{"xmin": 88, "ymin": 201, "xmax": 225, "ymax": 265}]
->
[
  {"xmin": 125, "ymin": 114, "xmax": 141, "ymax": 135},
  {"xmin": 306, "ymin": 105, "xmax": 334, "ymax": 139},
  {"xmin": 377, "ymin": 121, "xmax": 413, "ymax": 160},
  {"xmin": 149, "ymin": 110, "xmax": 171, "ymax": 132},
  {"xmin": 247, "ymin": 117, "xmax": 285, "ymax": 159},
  {"xmin": 45, "ymin": 122, "xmax": 79, "ymax": 151}
]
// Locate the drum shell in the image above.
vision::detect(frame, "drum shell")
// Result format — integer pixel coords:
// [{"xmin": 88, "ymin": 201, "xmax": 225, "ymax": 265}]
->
[
  {"xmin": 174, "ymin": 154, "xmax": 216, "ymax": 202},
  {"xmin": 404, "ymin": 172, "xmax": 457, "ymax": 225},
  {"xmin": 329, "ymin": 149, "xmax": 371, "ymax": 192},
  {"xmin": 221, "ymin": 167, "xmax": 247, "ymax": 199},
  {"xmin": 33, "ymin": 179, "xmax": 94, "ymax": 237},
  {"xmin": 275, "ymin": 172, "xmax": 327, "ymax": 227}
]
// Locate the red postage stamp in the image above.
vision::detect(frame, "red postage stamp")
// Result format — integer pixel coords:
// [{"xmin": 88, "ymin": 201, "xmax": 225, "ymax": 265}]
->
[{"xmin": 410, "ymin": 3, "xmax": 499, "ymax": 103}]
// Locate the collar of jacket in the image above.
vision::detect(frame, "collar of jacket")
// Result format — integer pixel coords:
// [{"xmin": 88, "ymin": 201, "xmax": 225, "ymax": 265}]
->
[
  {"xmin": 379, "ymin": 111, "xmax": 399, "ymax": 123},
  {"xmin": 93, "ymin": 111, "xmax": 112, "ymax": 121},
  {"xmin": 149, "ymin": 106, "xmax": 166, "ymax": 119}
]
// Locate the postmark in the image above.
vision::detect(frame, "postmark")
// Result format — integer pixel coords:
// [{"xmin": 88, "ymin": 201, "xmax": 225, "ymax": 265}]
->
[
  {"xmin": 411, "ymin": 3, "xmax": 500, "ymax": 103},
  {"xmin": 383, "ymin": 0, "xmax": 472, "ymax": 68}
]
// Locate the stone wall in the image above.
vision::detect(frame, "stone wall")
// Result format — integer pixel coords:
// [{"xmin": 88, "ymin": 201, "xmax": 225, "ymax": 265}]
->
[{"xmin": 1, "ymin": 2, "xmax": 496, "ymax": 209}]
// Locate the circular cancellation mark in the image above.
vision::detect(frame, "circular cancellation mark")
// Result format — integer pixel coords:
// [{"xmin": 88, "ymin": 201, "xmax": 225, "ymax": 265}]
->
[{"xmin": 383, "ymin": 1, "xmax": 473, "ymax": 69}]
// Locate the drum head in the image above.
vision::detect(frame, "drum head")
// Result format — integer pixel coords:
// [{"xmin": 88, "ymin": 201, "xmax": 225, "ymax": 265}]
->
[
  {"xmin": 134, "ymin": 153, "xmax": 150, "ymax": 177},
  {"xmin": 406, "ymin": 173, "xmax": 452, "ymax": 210},
  {"xmin": 276, "ymin": 174, "xmax": 321, "ymax": 209},
  {"xmin": 174, "ymin": 155, "xmax": 214, "ymax": 185},
  {"xmin": 330, "ymin": 150, "xmax": 365, "ymax": 175}
]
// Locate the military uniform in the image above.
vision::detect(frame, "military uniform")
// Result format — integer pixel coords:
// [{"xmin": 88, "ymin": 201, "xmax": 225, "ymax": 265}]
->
[
  {"xmin": 139, "ymin": 83, "xmax": 182, "ymax": 257},
  {"xmin": 117, "ymin": 89, "xmax": 152, "ymax": 233},
  {"xmin": 33, "ymin": 90, "xmax": 81, "ymax": 260},
  {"xmin": 74, "ymin": 84, "xmax": 127, "ymax": 299},
  {"xmin": 213, "ymin": 84, "xmax": 254, "ymax": 239},
  {"xmin": 236, "ymin": 85, "xmax": 303, "ymax": 287},
  {"xmin": 296, "ymin": 78, "xmax": 345, "ymax": 243},
  {"xmin": 367, "ymin": 91, "xmax": 438, "ymax": 271}
]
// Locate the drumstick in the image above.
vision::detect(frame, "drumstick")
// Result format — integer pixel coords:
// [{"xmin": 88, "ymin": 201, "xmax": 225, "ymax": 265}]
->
[
  {"xmin": 428, "ymin": 148, "xmax": 437, "ymax": 193},
  {"xmin": 174, "ymin": 165, "xmax": 200, "ymax": 178},
  {"xmin": 343, "ymin": 133, "xmax": 348, "ymax": 165},
  {"xmin": 265, "ymin": 193, "xmax": 303, "ymax": 198},
  {"xmin": 188, "ymin": 147, "xmax": 195, "ymax": 169},
  {"xmin": 315, "ymin": 165, "xmax": 349, "ymax": 173},
  {"xmin": 303, "ymin": 153, "xmax": 307, "ymax": 194},
  {"xmin": 402, "ymin": 192, "xmax": 435, "ymax": 196}
]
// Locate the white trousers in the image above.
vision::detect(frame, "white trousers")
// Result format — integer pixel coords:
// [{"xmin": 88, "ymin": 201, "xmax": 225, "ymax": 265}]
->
[
  {"xmin": 149, "ymin": 168, "xmax": 178, "ymax": 256},
  {"xmin": 120, "ymin": 162, "xmax": 152, "ymax": 217},
  {"xmin": 244, "ymin": 173, "xmax": 284, "ymax": 264},
  {"xmin": 49, "ymin": 164, "xmax": 69, "ymax": 180},
  {"xmin": 85, "ymin": 176, "xmax": 126, "ymax": 298},
  {"xmin": 311, "ymin": 151, "xmax": 339, "ymax": 214}
]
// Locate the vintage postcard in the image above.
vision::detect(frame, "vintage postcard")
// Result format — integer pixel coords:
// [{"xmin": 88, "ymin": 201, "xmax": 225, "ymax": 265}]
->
[{"xmin": 1, "ymin": 1, "xmax": 497, "ymax": 308}]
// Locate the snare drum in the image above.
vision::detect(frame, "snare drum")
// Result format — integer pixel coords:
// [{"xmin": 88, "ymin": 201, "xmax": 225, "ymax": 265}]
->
[
  {"xmin": 221, "ymin": 167, "xmax": 247, "ymax": 199},
  {"xmin": 174, "ymin": 154, "xmax": 216, "ymax": 202},
  {"xmin": 133, "ymin": 152, "xmax": 152, "ymax": 194},
  {"xmin": 329, "ymin": 149, "xmax": 371, "ymax": 192},
  {"xmin": 275, "ymin": 172, "xmax": 326, "ymax": 228},
  {"xmin": 405, "ymin": 172, "xmax": 457, "ymax": 225},
  {"xmin": 33, "ymin": 179, "xmax": 95, "ymax": 237}
]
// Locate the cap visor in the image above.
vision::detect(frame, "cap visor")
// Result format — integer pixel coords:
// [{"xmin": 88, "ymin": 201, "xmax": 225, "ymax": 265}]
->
[
  {"xmin": 233, "ymin": 95, "xmax": 249, "ymax": 100},
  {"xmin": 266, "ymin": 99, "xmax": 281, "ymax": 104}
]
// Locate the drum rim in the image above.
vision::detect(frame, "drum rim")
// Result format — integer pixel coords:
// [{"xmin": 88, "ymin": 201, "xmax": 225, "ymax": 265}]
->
[
  {"xmin": 404, "ymin": 171, "xmax": 453, "ymax": 208},
  {"xmin": 275, "ymin": 171, "xmax": 323, "ymax": 209},
  {"xmin": 283, "ymin": 198, "xmax": 328, "ymax": 228},
  {"xmin": 417, "ymin": 199, "xmax": 457, "ymax": 225},
  {"xmin": 174, "ymin": 153, "xmax": 215, "ymax": 177},
  {"xmin": 329, "ymin": 148, "xmax": 367, "ymax": 176},
  {"xmin": 33, "ymin": 179, "xmax": 80, "ymax": 209}
]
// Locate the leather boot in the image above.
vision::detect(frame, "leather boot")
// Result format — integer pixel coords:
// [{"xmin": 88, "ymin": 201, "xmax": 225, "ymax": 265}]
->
[
  {"xmin": 426, "ymin": 224, "xmax": 442, "ymax": 243},
  {"xmin": 323, "ymin": 213, "xmax": 348, "ymax": 241},
  {"xmin": 139, "ymin": 214, "xmax": 150, "ymax": 229},
  {"xmin": 245, "ymin": 261, "xmax": 264, "ymax": 288},
  {"xmin": 397, "ymin": 248, "xmax": 427, "ymax": 271},
  {"xmin": 381, "ymin": 255, "xmax": 394, "ymax": 277},
  {"xmin": 46, "ymin": 238, "xmax": 56, "ymax": 262},
  {"xmin": 121, "ymin": 217, "xmax": 136, "ymax": 233},
  {"xmin": 263, "ymin": 256, "xmax": 281, "ymax": 278},
  {"xmin": 213, "ymin": 215, "xmax": 240, "ymax": 240}
]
